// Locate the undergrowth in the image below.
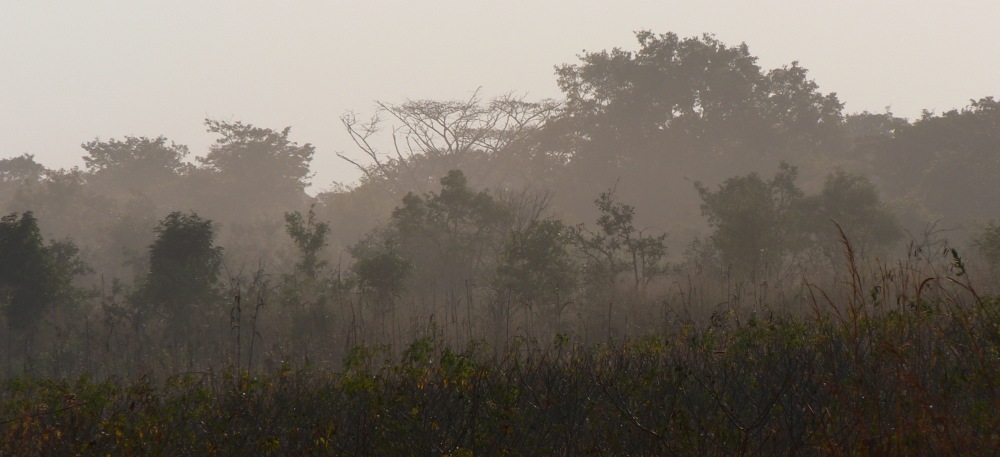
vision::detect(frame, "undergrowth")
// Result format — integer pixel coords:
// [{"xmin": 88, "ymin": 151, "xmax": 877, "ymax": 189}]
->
[
  {"xmin": 2, "ymin": 234, "xmax": 999, "ymax": 455},
  {"xmin": 1, "ymin": 293, "xmax": 997, "ymax": 455}
]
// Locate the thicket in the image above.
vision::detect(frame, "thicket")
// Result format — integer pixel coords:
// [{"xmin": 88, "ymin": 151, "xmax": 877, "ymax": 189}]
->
[{"xmin": 2, "ymin": 243, "xmax": 997, "ymax": 454}]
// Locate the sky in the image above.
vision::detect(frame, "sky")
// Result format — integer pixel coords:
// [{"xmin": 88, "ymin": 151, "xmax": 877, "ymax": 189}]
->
[{"xmin": 2, "ymin": 0, "xmax": 998, "ymax": 192}]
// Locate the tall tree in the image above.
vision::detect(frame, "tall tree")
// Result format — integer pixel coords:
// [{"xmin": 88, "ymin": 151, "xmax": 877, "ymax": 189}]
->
[
  {"xmin": 6, "ymin": 168, "xmax": 114, "ymax": 268},
  {"xmin": 351, "ymin": 170, "xmax": 513, "ymax": 297},
  {"xmin": 395, "ymin": 170, "xmax": 512, "ymax": 290},
  {"xmin": 550, "ymin": 31, "xmax": 845, "ymax": 227},
  {"xmin": 82, "ymin": 135, "xmax": 189, "ymax": 176},
  {"xmin": 573, "ymin": 190, "xmax": 668, "ymax": 297},
  {"xmin": 340, "ymin": 91, "xmax": 561, "ymax": 196},
  {"xmin": 0, "ymin": 212, "xmax": 87, "ymax": 330},
  {"xmin": 142, "ymin": 211, "xmax": 223, "ymax": 330},
  {"xmin": 794, "ymin": 171, "xmax": 901, "ymax": 259},
  {"xmin": 0, "ymin": 154, "xmax": 47, "ymax": 185},
  {"xmin": 695, "ymin": 163, "xmax": 802, "ymax": 276},
  {"xmin": 284, "ymin": 204, "xmax": 330, "ymax": 279},
  {"xmin": 0, "ymin": 154, "xmax": 47, "ymax": 209},
  {"xmin": 81, "ymin": 136, "xmax": 190, "ymax": 199},
  {"xmin": 909, "ymin": 98, "xmax": 1000, "ymax": 223},
  {"xmin": 199, "ymin": 119, "xmax": 314, "ymax": 216},
  {"xmin": 349, "ymin": 230, "xmax": 411, "ymax": 303},
  {"xmin": 852, "ymin": 97, "xmax": 1000, "ymax": 224},
  {"xmin": 497, "ymin": 218, "xmax": 577, "ymax": 319},
  {"xmin": 696, "ymin": 165, "xmax": 900, "ymax": 275}
]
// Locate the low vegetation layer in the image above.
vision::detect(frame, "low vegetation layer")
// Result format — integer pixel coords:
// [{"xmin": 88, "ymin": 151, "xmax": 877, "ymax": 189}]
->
[{"xmin": 3, "ymin": 287, "xmax": 997, "ymax": 455}]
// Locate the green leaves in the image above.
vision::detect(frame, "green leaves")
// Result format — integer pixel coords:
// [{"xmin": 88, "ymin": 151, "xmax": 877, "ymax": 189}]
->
[
  {"xmin": 143, "ymin": 211, "xmax": 223, "ymax": 329},
  {"xmin": 0, "ymin": 212, "xmax": 87, "ymax": 330},
  {"xmin": 284, "ymin": 204, "xmax": 330, "ymax": 279},
  {"xmin": 696, "ymin": 169, "xmax": 792, "ymax": 275},
  {"xmin": 349, "ymin": 231, "xmax": 411, "ymax": 300},
  {"xmin": 695, "ymin": 164, "xmax": 900, "ymax": 276},
  {"xmin": 201, "ymin": 119, "xmax": 314, "ymax": 190},
  {"xmin": 573, "ymin": 190, "xmax": 668, "ymax": 297},
  {"xmin": 498, "ymin": 219, "xmax": 576, "ymax": 315},
  {"xmin": 81, "ymin": 136, "xmax": 189, "ymax": 175},
  {"xmin": 794, "ymin": 171, "xmax": 901, "ymax": 258},
  {"xmin": 353, "ymin": 170, "xmax": 513, "ymax": 296}
]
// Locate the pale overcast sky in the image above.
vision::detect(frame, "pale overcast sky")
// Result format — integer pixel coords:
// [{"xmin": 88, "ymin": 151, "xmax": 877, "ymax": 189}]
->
[{"xmin": 2, "ymin": 1, "xmax": 998, "ymax": 190}]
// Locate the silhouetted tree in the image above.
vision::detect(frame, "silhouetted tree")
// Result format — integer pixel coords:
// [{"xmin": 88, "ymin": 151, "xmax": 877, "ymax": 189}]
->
[
  {"xmin": 348, "ymin": 169, "xmax": 514, "ymax": 309},
  {"xmin": 349, "ymin": 230, "xmax": 412, "ymax": 303},
  {"xmin": 550, "ymin": 31, "xmax": 845, "ymax": 227},
  {"xmin": 83, "ymin": 135, "xmax": 189, "ymax": 176},
  {"xmin": 0, "ymin": 154, "xmax": 47, "ymax": 185},
  {"xmin": 573, "ymin": 190, "xmax": 668, "ymax": 297},
  {"xmin": 696, "ymin": 165, "xmax": 900, "ymax": 275},
  {"xmin": 0, "ymin": 154, "xmax": 47, "ymax": 209},
  {"xmin": 81, "ymin": 135, "xmax": 191, "ymax": 202},
  {"xmin": 142, "ymin": 211, "xmax": 223, "ymax": 330},
  {"xmin": 497, "ymin": 218, "xmax": 576, "ymax": 319},
  {"xmin": 199, "ymin": 119, "xmax": 314, "ymax": 216},
  {"xmin": 284, "ymin": 204, "xmax": 330, "ymax": 279},
  {"xmin": 340, "ymin": 91, "xmax": 560, "ymax": 196},
  {"xmin": 910, "ymin": 98, "xmax": 1000, "ymax": 222},
  {"xmin": 390, "ymin": 170, "xmax": 513, "ymax": 292},
  {"xmin": 973, "ymin": 222, "xmax": 1000, "ymax": 277},
  {"xmin": 695, "ymin": 163, "xmax": 802, "ymax": 276},
  {"xmin": 5, "ymin": 168, "xmax": 113, "ymax": 279},
  {"xmin": 0, "ymin": 212, "xmax": 87, "ymax": 330},
  {"xmin": 857, "ymin": 97, "xmax": 1000, "ymax": 224},
  {"xmin": 795, "ymin": 171, "xmax": 901, "ymax": 259}
]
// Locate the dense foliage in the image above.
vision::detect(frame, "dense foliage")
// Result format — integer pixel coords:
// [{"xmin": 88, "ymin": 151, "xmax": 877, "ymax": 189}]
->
[
  {"xmin": 141, "ymin": 211, "xmax": 223, "ymax": 332},
  {"xmin": 2, "ymin": 281, "xmax": 997, "ymax": 454},
  {"xmin": 0, "ymin": 212, "xmax": 86, "ymax": 331}
]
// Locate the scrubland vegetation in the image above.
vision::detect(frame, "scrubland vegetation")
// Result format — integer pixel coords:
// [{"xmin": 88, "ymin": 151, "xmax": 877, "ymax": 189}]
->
[
  {"xmin": 1, "ymin": 31, "xmax": 999, "ymax": 454},
  {"xmin": 2, "ymin": 244, "xmax": 998, "ymax": 454}
]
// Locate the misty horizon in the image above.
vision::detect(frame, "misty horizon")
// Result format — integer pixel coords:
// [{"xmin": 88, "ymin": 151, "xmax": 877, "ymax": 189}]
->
[{"xmin": 1, "ymin": 7, "xmax": 999, "ymax": 453}]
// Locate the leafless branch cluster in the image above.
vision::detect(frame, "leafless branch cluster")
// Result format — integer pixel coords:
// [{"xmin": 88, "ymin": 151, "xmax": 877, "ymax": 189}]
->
[{"xmin": 338, "ymin": 90, "xmax": 560, "ymax": 193}]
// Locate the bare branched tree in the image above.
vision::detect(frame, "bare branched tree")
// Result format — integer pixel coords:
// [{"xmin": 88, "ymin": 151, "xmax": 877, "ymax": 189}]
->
[
  {"xmin": 338, "ymin": 89, "xmax": 560, "ymax": 194},
  {"xmin": 495, "ymin": 187, "xmax": 553, "ymax": 233}
]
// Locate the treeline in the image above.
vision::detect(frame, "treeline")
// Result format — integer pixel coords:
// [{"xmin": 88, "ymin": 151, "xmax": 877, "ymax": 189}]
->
[{"xmin": 1, "ymin": 31, "xmax": 1000, "ymax": 378}]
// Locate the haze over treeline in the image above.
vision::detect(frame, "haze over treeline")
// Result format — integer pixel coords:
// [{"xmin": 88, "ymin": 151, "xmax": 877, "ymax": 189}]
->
[{"xmin": 1, "ymin": 31, "xmax": 999, "ymax": 377}]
